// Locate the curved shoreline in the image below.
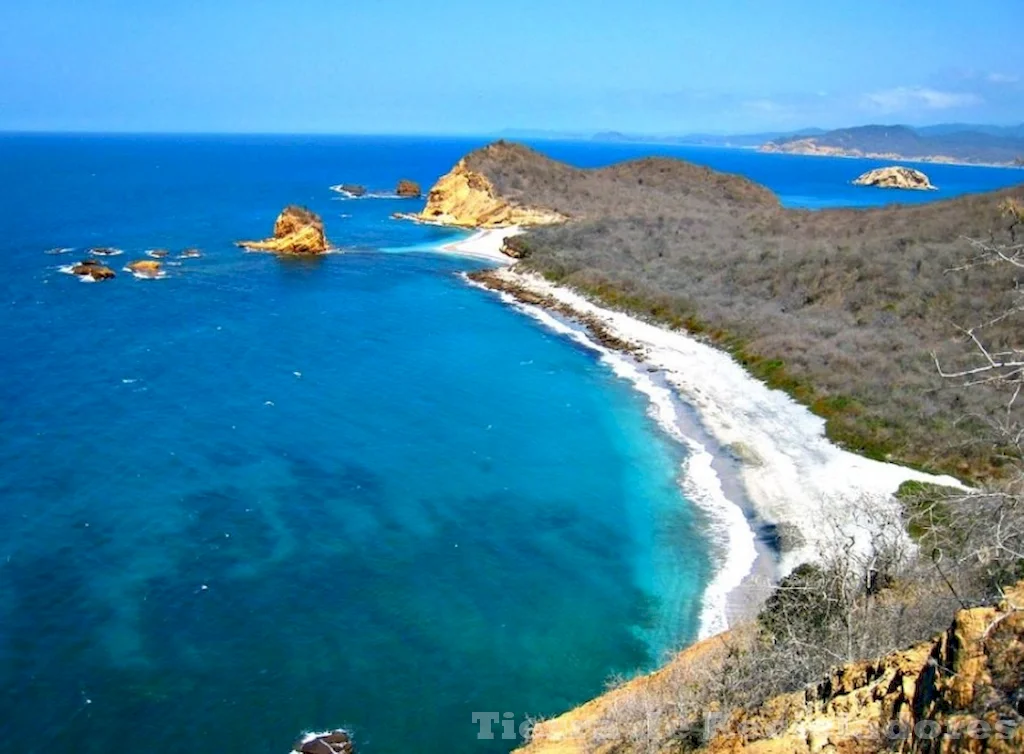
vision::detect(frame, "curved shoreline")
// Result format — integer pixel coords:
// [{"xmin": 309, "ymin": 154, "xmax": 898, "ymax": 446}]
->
[{"xmin": 447, "ymin": 230, "xmax": 965, "ymax": 639}]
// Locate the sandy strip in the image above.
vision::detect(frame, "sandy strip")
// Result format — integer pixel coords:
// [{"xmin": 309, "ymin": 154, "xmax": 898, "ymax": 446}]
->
[
  {"xmin": 439, "ymin": 227, "xmax": 520, "ymax": 264},
  {"xmin": 444, "ymin": 229, "xmax": 965, "ymax": 637}
]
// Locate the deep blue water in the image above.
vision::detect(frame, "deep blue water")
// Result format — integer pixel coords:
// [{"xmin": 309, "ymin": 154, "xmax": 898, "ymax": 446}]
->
[{"xmin": 0, "ymin": 134, "xmax": 1019, "ymax": 754}]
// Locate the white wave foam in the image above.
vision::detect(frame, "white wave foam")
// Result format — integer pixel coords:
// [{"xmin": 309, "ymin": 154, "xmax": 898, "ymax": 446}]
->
[
  {"xmin": 88, "ymin": 248, "xmax": 123, "ymax": 257},
  {"xmin": 58, "ymin": 264, "xmax": 100, "ymax": 282},
  {"xmin": 45, "ymin": 247, "xmax": 74, "ymax": 255},
  {"xmin": 329, "ymin": 184, "xmax": 400, "ymax": 199},
  {"xmin": 476, "ymin": 280, "xmax": 757, "ymax": 640},
  {"xmin": 122, "ymin": 264, "xmax": 167, "ymax": 280}
]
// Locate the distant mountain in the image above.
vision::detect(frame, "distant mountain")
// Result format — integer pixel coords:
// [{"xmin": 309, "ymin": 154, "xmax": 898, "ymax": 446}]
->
[
  {"xmin": 762, "ymin": 124, "xmax": 1024, "ymax": 165},
  {"xmin": 915, "ymin": 123, "xmax": 1024, "ymax": 139},
  {"xmin": 590, "ymin": 128, "xmax": 826, "ymax": 148}
]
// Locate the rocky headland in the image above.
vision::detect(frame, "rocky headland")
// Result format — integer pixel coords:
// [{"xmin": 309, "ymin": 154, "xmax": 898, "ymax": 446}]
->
[
  {"xmin": 238, "ymin": 205, "xmax": 329, "ymax": 254},
  {"xmin": 415, "ymin": 143, "xmax": 571, "ymax": 227},
  {"xmin": 853, "ymin": 166, "xmax": 936, "ymax": 190},
  {"xmin": 417, "ymin": 141, "xmax": 1024, "ymax": 751}
]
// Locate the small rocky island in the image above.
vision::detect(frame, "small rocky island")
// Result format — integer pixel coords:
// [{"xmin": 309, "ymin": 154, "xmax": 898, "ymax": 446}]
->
[
  {"xmin": 852, "ymin": 166, "xmax": 936, "ymax": 190},
  {"xmin": 126, "ymin": 260, "xmax": 163, "ymax": 278},
  {"xmin": 289, "ymin": 730, "xmax": 354, "ymax": 754},
  {"xmin": 70, "ymin": 259, "xmax": 116, "ymax": 280},
  {"xmin": 237, "ymin": 205, "xmax": 329, "ymax": 254},
  {"xmin": 396, "ymin": 179, "xmax": 421, "ymax": 198}
]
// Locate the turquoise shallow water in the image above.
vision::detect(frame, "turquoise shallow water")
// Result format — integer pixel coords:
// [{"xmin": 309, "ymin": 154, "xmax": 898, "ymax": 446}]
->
[{"xmin": 0, "ymin": 134, "xmax": 1019, "ymax": 754}]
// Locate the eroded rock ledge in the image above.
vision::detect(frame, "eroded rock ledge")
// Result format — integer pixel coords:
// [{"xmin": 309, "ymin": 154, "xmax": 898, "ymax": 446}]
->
[{"xmin": 416, "ymin": 156, "xmax": 568, "ymax": 228}]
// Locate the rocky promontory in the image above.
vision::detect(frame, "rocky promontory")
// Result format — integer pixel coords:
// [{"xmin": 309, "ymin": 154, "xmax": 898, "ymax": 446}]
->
[
  {"xmin": 237, "ymin": 205, "xmax": 329, "ymax": 254},
  {"xmin": 853, "ymin": 165, "xmax": 936, "ymax": 191},
  {"xmin": 417, "ymin": 154, "xmax": 568, "ymax": 228}
]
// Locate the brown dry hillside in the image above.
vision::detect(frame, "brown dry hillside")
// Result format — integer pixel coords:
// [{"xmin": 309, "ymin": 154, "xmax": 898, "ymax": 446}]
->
[{"xmin": 463, "ymin": 141, "xmax": 1024, "ymax": 480}]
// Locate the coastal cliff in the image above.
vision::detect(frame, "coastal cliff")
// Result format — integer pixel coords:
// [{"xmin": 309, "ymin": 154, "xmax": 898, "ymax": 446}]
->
[
  {"xmin": 417, "ymin": 149, "xmax": 568, "ymax": 227},
  {"xmin": 518, "ymin": 583, "xmax": 1024, "ymax": 753}
]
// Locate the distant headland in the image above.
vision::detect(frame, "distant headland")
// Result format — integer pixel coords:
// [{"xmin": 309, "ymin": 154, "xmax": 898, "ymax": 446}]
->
[{"xmin": 519, "ymin": 122, "xmax": 1024, "ymax": 167}]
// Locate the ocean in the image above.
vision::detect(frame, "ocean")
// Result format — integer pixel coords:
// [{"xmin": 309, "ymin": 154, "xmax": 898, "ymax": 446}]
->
[{"xmin": 0, "ymin": 133, "xmax": 1019, "ymax": 754}]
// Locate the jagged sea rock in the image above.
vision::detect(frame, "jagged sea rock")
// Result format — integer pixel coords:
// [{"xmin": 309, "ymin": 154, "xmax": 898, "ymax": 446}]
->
[
  {"xmin": 416, "ymin": 158, "xmax": 568, "ymax": 228},
  {"xmin": 126, "ymin": 260, "xmax": 163, "ymax": 278},
  {"xmin": 237, "ymin": 206, "xmax": 329, "ymax": 255},
  {"xmin": 853, "ymin": 165, "xmax": 936, "ymax": 190},
  {"xmin": 396, "ymin": 179, "xmax": 421, "ymax": 198},
  {"xmin": 146, "ymin": 249, "xmax": 170, "ymax": 258},
  {"xmin": 336, "ymin": 184, "xmax": 366, "ymax": 197},
  {"xmin": 70, "ymin": 259, "xmax": 116, "ymax": 280},
  {"xmin": 290, "ymin": 730, "xmax": 354, "ymax": 754}
]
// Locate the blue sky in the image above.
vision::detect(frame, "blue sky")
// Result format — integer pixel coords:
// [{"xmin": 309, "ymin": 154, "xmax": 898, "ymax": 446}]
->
[{"xmin": 1, "ymin": 0, "xmax": 1021, "ymax": 134}]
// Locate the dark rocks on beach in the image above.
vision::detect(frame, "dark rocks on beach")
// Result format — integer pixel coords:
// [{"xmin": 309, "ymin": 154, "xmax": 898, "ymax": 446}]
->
[
  {"xmin": 293, "ymin": 730, "xmax": 354, "ymax": 754},
  {"xmin": 396, "ymin": 179, "xmax": 421, "ymax": 198},
  {"xmin": 70, "ymin": 259, "xmax": 116, "ymax": 280},
  {"xmin": 468, "ymin": 269, "xmax": 645, "ymax": 360}
]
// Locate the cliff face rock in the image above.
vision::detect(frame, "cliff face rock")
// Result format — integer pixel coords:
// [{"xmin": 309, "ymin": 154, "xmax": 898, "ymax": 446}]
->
[
  {"xmin": 853, "ymin": 166, "xmax": 937, "ymax": 191},
  {"xmin": 396, "ymin": 179, "xmax": 422, "ymax": 198},
  {"xmin": 517, "ymin": 583, "xmax": 1024, "ymax": 754},
  {"xmin": 417, "ymin": 158, "xmax": 568, "ymax": 228},
  {"xmin": 238, "ymin": 205, "xmax": 329, "ymax": 254}
]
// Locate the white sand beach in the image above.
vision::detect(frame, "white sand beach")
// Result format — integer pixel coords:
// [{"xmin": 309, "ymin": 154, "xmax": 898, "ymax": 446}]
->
[
  {"xmin": 439, "ymin": 227, "xmax": 520, "ymax": 263},
  {"xmin": 452, "ymin": 230, "xmax": 965, "ymax": 638}
]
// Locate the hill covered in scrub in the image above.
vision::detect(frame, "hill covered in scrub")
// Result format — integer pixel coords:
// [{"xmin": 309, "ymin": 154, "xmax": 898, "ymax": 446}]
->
[{"xmin": 436, "ymin": 141, "xmax": 1024, "ymax": 480}]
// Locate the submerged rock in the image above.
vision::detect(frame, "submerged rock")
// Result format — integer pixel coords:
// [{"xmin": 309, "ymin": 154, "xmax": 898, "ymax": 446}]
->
[
  {"xmin": 290, "ymin": 730, "xmax": 354, "ymax": 754},
  {"xmin": 88, "ymin": 247, "xmax": 122, "ymax": 256},
  {"xmin": 126, "ymin": 259, "xmax": 163, "ymax": 278},
  {"xmin": 237, "ymin": 206, "xmax": 329, "ymax": 255},
  {"xmin": 179, "ymin": 248, "xmax": 202, "ymax": 259},
  {"xmin": 396, "ymin": 179, "xmax": 421, "ymax": 198},
  {"xmin": 853, "ymin": 165, "xmax": 936, "ymax": 190},
  {"xmin": 146, "ymin": 249, "xmax": 170, "ymax": 258},
  {"xmin": 70, "ymin": 259, "xmax": 116, "ymax": 280}
]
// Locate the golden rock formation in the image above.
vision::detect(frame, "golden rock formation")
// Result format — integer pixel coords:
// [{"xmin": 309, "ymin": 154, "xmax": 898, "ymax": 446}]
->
[
  {"xmin": 126, "ymin": 259, "xmax": 163, "ymax": 278},
  {"xmin": 237, "ymin": 205, "xmax": 329, "ymax": 254},
  {"xmin": 416, "ymin": 159, "xmax": 567, "ymax": 228}
]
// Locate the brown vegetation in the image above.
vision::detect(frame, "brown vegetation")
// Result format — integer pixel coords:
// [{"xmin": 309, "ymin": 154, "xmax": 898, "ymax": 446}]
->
[{"xmin": 459, "ymin": 141, "xmax": 1024, "ymax": 481}]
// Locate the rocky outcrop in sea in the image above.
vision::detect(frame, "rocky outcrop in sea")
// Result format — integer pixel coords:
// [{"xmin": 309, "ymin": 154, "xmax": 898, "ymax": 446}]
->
[
  {"xmin": 238, "ymin": 206, "xmax": 329, "ymax": 254},
  {"xmin": 852, "ymin": 166, "xmax": 936, "ymax": 190}
]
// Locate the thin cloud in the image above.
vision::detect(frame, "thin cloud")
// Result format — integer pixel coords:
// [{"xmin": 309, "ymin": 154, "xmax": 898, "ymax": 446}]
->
[{"xmin": 862, "ymin": 86, "xmax": 982, "ymax": 113}]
